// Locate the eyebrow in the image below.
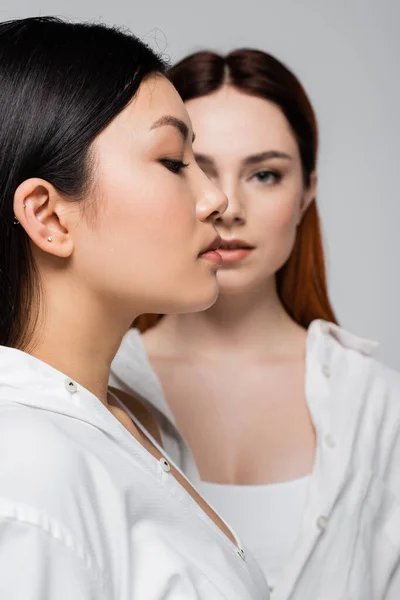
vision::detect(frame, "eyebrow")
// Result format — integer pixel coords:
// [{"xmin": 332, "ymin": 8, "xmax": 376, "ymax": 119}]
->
[
  {"xmin": 195, "ymin": 150, "xmax": 292, "ymax": 167},
  {"xmin": 242, "ymin": 150, "xmax": 293, "ymax": 165},
  {"xmin": 150, "ymin": 115, "xmax": 195, "ymax": 142}
]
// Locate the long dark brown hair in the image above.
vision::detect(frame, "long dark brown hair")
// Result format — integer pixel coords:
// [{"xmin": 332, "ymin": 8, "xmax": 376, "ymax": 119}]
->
[
  {"xmin": 0, "ymin": 17, "xmax": 165, "ymax": 349},
  {"xmin": 138, "ymin": 49, "xmax": 337, "ymax": 332}
]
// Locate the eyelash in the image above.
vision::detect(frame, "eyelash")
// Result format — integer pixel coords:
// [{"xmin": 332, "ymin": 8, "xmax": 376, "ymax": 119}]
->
[
  {"xmin": 252, "ymin": 170, "xmax": 282, "ymax": 184},
  {"xmin": 161, "ymin": 159, "xmax": 190, "ymax": 174}
]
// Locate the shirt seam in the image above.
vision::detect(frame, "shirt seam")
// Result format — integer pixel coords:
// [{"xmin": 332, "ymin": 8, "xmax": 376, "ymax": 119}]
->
[{"xmin": 0, "ymin": 497, "xmax": 108, "ymax": 591}]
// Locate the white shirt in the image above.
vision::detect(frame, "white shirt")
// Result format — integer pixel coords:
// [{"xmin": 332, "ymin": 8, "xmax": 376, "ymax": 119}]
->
[
  {"xmin": 110, "ymin": 319, "xmax": 400, "ymax": 600},
  {"xmin": 0, "ymin": 345, "xmax": 269, "ymax": 600},
  {"xmin": 199, "ymin": 476, "xmax": 311, "ymax": 590}
]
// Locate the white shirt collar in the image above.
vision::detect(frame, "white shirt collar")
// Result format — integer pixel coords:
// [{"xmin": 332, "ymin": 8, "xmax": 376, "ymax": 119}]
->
[
  {"xmin": 111, "ymin": 321, "xmax": 380, "ymax": 427},
  {"xmin": 110, "ymin": 328, "xmax": 177, "ymax": 424},
  {"xmin": 308, "ymin": 319, "xmax": 379, "ymax": 356},
  {"xmin": 0, "ymin": 345, "xmax": 121, "ymax": 437}
]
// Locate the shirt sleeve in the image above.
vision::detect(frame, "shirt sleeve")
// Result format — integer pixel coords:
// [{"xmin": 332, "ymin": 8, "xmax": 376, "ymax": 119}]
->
[
  {"xmin": 382, "ymin": 366, "xmax": 400, "ymax": 496},
  {"xmin": 0, "ymin": 519, "xmax": 106, "ymax": 600},
  {"xmin": 386, "ymin": 562, "xmax": 400, "ymax": 600}
]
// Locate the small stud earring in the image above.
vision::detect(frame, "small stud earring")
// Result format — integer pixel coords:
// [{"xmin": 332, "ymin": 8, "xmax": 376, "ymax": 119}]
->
[{"xmin": 47, "ymin": 236, "xmax": 53, "ymax": 242}]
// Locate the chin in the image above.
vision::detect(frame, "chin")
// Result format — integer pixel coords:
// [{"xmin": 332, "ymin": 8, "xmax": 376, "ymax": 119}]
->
[
  {"xmin": 143, "ymin": 276, "xmax": 219, "ymax": 315},
  {"xmin": 168, "ymin": 278, "xmax": 219, "ymax": 315},
  {"xmin": 217, "ymin": 268, "xmax": 273, "ymax": 296}
]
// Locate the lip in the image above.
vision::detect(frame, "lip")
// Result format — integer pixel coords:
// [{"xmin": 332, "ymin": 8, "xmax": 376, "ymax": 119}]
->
[
  {"xmin": 198, "ymin": 234, "xmax": 222, "ymax": 266},
  {"xmin": 219, "ymin": 238, "xmax": 254, "ymax": 251},
  {"xmin": 199, "ymin": 250, "xmax": 223, "ymax": 265},
  {"xmin": 218, "ymin": 238, "xmax": 255, "ymax": 263},
  {"xmin": 199, "ymin": 235, "xmax": 222, "ymax": 255}
]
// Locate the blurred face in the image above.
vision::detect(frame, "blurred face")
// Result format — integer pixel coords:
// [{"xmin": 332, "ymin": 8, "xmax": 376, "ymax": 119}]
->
[
  {"xmin": 185, "ymin": 85, "xmax": 315, "ymax": 295},
  {"xmin": 69, "ymin": 74, "xmax": 227, "ymax": 315}
]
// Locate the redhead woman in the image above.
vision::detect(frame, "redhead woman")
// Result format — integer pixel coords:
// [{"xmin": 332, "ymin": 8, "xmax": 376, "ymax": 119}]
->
[
  {"xmin": 0, "ymin": 21, "xmax": 270, "ymax": 600},
  {"xmin": 111, "ymin": 49, "xmax": 400, "ymax": 599}
]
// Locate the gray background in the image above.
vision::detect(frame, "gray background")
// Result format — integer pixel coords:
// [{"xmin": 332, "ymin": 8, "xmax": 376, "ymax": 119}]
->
[{"xmin": 3, "ymin": 0, "xmax": 400, "ymax": 369}]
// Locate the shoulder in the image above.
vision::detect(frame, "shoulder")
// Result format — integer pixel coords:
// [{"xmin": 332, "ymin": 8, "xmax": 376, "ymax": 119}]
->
[
  {"xmin": 0, "ymin": 402, "xmax": 107, "ymax": 593},
  {"xmin": 371, "ymin": 363, "xmax": 400, "ymax": 498},
  {"xmin": 309, "ymin": 319, "xmax": 400, "ymax": 403},
  {"xmin": 0, "ymin": 396, "xmax": 118, "ymax": 565},
  {"xmin": 308, "ymin": 320, "xmax": 398, "ymax": 382},
  {"xmin": 376, "ymin": 361, "xmax": 400, "ymax": 393},
  {"xmin": 0, "ymin": 399, "xmax": 90, "ymax": 504},
  {"xmin": 309, "ymin": 321, "xmax": 400, "ymax": 490},
  {"xmin": 0, "ymin": 398, "xmax": 70, "ymax": 453},
  {"xmin": 308, "ymin": 319, "xmax": 380, "ymax": 360}
]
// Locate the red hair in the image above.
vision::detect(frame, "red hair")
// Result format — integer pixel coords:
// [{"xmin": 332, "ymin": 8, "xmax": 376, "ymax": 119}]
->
[{"xmin": 138, "ymin": 49, "xmax": 337, "ymax": 332}]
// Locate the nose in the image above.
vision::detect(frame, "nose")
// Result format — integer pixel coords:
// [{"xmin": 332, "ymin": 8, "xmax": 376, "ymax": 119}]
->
[
  {"xmin": 214, "ymin": 182, "xmax": 245, "ymax": 228},
  {"xmin": 196, "ymin": 172, "xmax": 228, "ymax": 223}
]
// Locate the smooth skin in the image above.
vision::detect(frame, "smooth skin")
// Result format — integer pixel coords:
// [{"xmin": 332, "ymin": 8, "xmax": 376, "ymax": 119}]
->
[
  {"xmin": 142, "ymin": 85, "xmax": 317, "ymax": 485},
  {"xmin": 14, "ymin": 74, "xmax": 237, "ymax": 545}
]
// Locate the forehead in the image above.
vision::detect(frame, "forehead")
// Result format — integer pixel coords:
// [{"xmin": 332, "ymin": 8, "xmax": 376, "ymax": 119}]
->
[
  {"xmin": 185, "ymin": 86, "xmax": 298, "ymax": 160},
  {"xmin": 111, "ymin": 73, "xmax": 191, "ymax": 135}
]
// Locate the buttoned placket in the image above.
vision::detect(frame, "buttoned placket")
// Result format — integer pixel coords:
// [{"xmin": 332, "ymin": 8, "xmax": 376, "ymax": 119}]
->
[
  {"xmin": 108, "ymin": 386, "xmax": 250, "ymax": 570},
  {"xmin": 274, "ymin": 322, "xmax": 344, "ymax": 599}
]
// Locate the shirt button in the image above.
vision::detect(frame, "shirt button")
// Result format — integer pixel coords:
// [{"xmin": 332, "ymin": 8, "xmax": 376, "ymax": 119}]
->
[
  {"xmin": 237, "ymin": 548, "xmax": 246, "ymax": 561},
  {"xmin": 64, "ymin": 378, "xmax": 78, "ymax": 394},
  {"xmin": 269, "ymin": 585, "xmax": 274, "ymax": 593},
  {"xmin": 324, "ymin": 434, "xmax": 336, "ymax": 448},
  {"xmin": 316, "ymin": 515, "xmax": 328, "ymax": 531},
  {"xmin": 322, "ymin": 364, "xmax": 331, "ymax": 378},
  {"xmin": 159, "ymin": 457, "xmax": 171, "ymax": 472}
]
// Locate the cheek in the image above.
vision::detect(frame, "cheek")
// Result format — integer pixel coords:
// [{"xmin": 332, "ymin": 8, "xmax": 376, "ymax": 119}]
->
[
  {"xmin": 256, "ymin": 188, "xmax": 299, "ymax": 237},
  {"xmin": 75, "ymin": 167, "xmax": 200, "ymax": 299},
  {"xmin": 253, "ymin": 187, "xmax": 301, "ymax": 267},
  {"xmin": 104, "ymin": 167, "xmax": 195, "ymax": 252}
]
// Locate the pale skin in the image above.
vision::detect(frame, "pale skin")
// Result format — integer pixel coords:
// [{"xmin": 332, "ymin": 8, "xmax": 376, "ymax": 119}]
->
[
  {"xmin": 13, "ymin": 74, "xmax": 238, "ymax": 546},
  {"xmin": 142, "ymin": 85, "xmax": 317, "ymax": 485}
]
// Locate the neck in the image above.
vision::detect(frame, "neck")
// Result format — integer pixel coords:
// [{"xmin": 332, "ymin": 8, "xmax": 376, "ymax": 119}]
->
[
  {"xmin": 30, "ymin": 277, "xmax": 134, "ymax": 404},
  {"xmin": 158, "ymin": 278, "xmax": 306, "ymax": 361}
]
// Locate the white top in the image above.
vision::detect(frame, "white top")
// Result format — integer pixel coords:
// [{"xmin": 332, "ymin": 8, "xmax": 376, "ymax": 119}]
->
[
  {"xmin": 111, "ymin": 319, "xmax": 400, "ymax": 600},
  {"xmin": 0, "ymin": 346, "xmax": 269, "ymax": 600},
  {"xmin": 199, "ymin": 476, "xmax": 311, "ymax": 590}
]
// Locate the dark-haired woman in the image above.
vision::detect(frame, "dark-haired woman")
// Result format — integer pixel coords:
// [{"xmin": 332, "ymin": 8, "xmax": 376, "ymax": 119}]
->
[
  {"xmin": 0, "ymin": 21, "xmax": 270, "ymax": 599},
  {"xmin": 111, "ymin": 49, "xmax": 400, "ymax": 599}
]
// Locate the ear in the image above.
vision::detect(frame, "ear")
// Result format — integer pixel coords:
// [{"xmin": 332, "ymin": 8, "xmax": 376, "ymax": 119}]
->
[
  {"xmin": 297, "ymin": 171, "xmax": 317, "ymax": 225},
  {"xmin": 14, "ymin": 178, "xmax": 74, "ymax": 258}
]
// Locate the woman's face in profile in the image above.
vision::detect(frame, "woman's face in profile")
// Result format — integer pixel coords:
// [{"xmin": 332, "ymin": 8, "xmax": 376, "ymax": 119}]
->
[
  {"xmin": 185, "ymin": 86, "xmax": 316, "ymax": 295},
  {"xmin": 70, "ymin": 74, "xmax": 227, "ymax": 316}
]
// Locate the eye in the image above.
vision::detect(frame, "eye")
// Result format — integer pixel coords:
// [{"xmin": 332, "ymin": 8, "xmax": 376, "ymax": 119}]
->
[
  {"xmin": 252, "ymin": 170, "xmax": 282, "ymax": 184},
  {"xmin": 161, "ymin": 159, "xmax": 190, "ymax": 174}
]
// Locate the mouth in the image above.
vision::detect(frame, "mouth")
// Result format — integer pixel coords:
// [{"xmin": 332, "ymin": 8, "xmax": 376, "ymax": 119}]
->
[
  {"xmin": 198, "ymin": 235, "xmax": 223, "ymax": 266},
  {"xmin": 218, "ymin": 238, "xmax": 255, "ymax": 263}
]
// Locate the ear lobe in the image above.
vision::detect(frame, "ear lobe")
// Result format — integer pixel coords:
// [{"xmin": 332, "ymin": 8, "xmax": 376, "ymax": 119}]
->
[{"xmin": 14, "ymin": 178, "xmax": 74, "ymax": 258}]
